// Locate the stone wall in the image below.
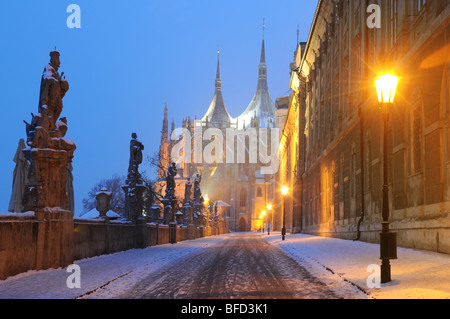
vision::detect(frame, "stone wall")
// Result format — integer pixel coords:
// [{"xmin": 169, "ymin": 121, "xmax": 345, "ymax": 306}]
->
[{"xmin": 0, "ymin": 213, "xmax": 230, "ymax": 280}]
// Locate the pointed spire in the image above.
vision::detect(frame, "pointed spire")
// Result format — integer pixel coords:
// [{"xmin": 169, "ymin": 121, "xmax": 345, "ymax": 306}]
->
[
  {"xmin": 216, "ymin": 46, "xmax": 221, "ymax": 79},
  {"xmin": 260, "ymin": 19, "xmax": 266, "ymax": 65},
  {"xmin": 201, "ymin": 49, "xmax": 233, "ymax": 125},
  {"xmin": 236, "ymin": 23, "xmax": 275, "ymax": 129},
  {"xmin": 162, "ymin": 102, "xmax": 168, "ymax": 132}
]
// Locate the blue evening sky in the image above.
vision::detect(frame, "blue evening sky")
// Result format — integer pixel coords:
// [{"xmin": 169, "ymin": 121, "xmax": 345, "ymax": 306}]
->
[{"xmin": 0, "ymin": 0, "xmax": 317, "ymax": 216}]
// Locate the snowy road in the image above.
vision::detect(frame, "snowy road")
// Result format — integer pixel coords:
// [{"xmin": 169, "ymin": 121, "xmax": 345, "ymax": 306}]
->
[
  {"xmin": 0, "ymin": 232, "xmax": 366, "ymax": 299},
  {"xmin": 114, "ymin": 232, "xmax": 340, "ymax": 299}
]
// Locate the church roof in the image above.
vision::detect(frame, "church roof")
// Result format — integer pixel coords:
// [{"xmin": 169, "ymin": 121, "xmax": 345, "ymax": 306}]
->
[
  {"xmin": 236, "ymin": 36, "xmax": 276, "ymax": 129},
  {"xmin": 201, "ymin": 52, "xmax": 233, "ymax": 125}
]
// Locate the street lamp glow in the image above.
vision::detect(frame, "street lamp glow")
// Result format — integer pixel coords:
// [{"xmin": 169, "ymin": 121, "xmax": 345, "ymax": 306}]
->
[
  {"xmin": 262, "ymin": 210, "xmax": 266, "ymax": 216},
  {"xmin": 259, "ymin": 215, "xmax": 263, "ymax": 219},
  {"xmin": 375, "ymin": 74, "xmax": 399, "ymax": 104},
  {"xmin": 266, "ymin": 204, "xmax": 272, "ymax": 210},
  {"xmin": 281, "ymin": 186, "xmax": 289, "ymax": 196}
]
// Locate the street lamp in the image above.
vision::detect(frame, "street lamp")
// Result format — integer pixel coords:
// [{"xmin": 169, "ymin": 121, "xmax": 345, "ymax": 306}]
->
[
  {"xmin": 375, "ymin": 72, "xmax": 399, "ymax": 283},
  {"xmin": 261, "ymin": 210, "xmax": 266, "ymax": 232},
  {"xmin": 266, "ymin": 204, "xmax": 272, "ymax": 235},
  {"xmin": 281, "ymin": 186, "xmax": 289, "ymax": 240}
]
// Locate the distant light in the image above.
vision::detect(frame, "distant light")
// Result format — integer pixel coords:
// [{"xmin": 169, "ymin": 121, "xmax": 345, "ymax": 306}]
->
[{"xmin": 281, "ymin": 186, "xmax": 289, "ymax": 196}]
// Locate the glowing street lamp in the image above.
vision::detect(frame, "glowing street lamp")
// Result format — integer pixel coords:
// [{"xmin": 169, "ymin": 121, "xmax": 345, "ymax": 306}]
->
[
  {"xmin": 375, "ymin": 72, "xmax": 399, "ymax": 283},
  {"xmin": 281, "ymin": 186, "xmax": 289, "ymax": 240},
  {"xmin": 266, "ymin": 204, "xmax": 272, "ymax": 235}
]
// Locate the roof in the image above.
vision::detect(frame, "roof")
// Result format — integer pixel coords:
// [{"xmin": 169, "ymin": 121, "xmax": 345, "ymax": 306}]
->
[
  {"xmin": 236, "ymin": 37, "xmax": 276, "ymax": 129},
  {"xmin": 201, "ymin": 52, "xmax": 233, "ymax": 125}
]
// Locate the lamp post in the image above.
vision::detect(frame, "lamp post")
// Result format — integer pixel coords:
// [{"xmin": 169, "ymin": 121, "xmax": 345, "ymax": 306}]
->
[
  {"xmin": 375, "ymin": 72, "xmax": 399, "ymax": 283},
  {"xmin": 266, "ymin": 204, "xmax": 272, "ymax": 235},
  {"xmin": 281, "ymin": 186, "xmax": 289, "ymax": 240},
  {"xmin": 261, "ymin": 210, "xmax": 266, "ymax": 233}
]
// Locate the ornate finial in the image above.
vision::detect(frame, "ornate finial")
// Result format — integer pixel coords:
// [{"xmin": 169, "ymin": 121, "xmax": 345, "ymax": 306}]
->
[{"xmin": 297, "ymin": 24, "xmax": 299, "ymax": 45}]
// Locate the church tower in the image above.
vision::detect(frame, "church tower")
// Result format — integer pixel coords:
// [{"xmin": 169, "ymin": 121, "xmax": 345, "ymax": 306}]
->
[
  {"xmin": 236, "ymin": 22, "xmax": 276, "ymax": 129},
  {"xmin": 201, "ymin": 49, "xmax": 233, "ymax": 127},
  {"xmin": 158, "ymin": 103, "xmax": 170, "ymax": 180}
]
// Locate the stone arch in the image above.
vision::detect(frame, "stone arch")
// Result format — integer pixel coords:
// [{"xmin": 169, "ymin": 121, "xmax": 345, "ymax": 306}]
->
[
  {"xmin": 238, "ymin": 217, "xmax": 247, "ymax": 232},
  {"xmin": 256, "ymin": 186, "xmax": 263, "ymax": 197}
]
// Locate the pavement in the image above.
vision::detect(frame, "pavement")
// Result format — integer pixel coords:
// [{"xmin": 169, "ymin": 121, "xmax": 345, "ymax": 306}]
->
[{"xmin": 262, "ymin": 231, "xmax": 450, "ymax": 299}]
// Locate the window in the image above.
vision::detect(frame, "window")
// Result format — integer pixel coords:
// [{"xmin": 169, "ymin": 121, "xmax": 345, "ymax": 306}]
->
[
  {"xmin": 256, "ymin": 187, "xmax": 263, "ymax": 197},
  {"xmin": 417, "ymin": 0, "xmax": 426, "ymax": 12},
  {"xmin": 390, "ymin": 0, "xmax": 398, "ymax": 48},
  {"xmin": 240, "ymin": 188, "xmax": 247, "ymax": 207}
]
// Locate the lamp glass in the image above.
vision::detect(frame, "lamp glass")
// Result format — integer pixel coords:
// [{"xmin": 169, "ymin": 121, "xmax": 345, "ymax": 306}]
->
[{"xmin": 375, "ymin": 74, "xmax": 399, "ymax": 103}]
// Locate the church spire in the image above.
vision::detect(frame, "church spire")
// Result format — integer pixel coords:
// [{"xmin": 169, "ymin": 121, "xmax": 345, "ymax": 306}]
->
[
  {"xmin": 260, "ymin": 19, "xmax": 266, "ymax": 65},
  {"xmin": 215, "ymin": 47, "xmax": 221, "ymax": 91},
  {"xmin": 162, "ymin": 102, "xmax": 168, "ymax": 133},
  {"xmin": 236, "ymin": 23, "xmax": 275, "ymax": 129},
  {"xmin": 201, "ymin": 49, "xmax": 233, "ymax": 125}
]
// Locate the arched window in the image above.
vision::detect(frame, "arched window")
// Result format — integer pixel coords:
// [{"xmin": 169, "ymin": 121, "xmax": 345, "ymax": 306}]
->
[
  {"xmin": 256, "ymin": 187, "xmax": 263, "ymax": 197},
  {"xmin": 240, "ymin": 188, "xmax": 247, "ymax": 207},
  {"xmin": 410, "ymin": 87, "xmax": 423, "ymax": 175},
  {"xmin": 350, "ymin": 143, "xmax": 357, "ymax": 199}
]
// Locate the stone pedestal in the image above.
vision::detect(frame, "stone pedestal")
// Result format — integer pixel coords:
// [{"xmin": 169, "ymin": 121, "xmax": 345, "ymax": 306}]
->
[
  {"xmin": 34, "ymin": 207, "xmax": 74, "ymax": 270},
  {"xmin": 169, "ymin": 222, "xmax": 177, "ymax": 244},
  {"xmin": 182, "ymin": 203, "xmax": 192, "ymax": 225},
  {"xmin": 135, "ymin": 217, "xmax": 148, "ymax": 248},
  {"xmin": 122, "ymin": 184, "xmax": 146, "ymax": 221},
  {"xmin": 22, "ymin": 148, "xmax": 73, "ymax": 211}
]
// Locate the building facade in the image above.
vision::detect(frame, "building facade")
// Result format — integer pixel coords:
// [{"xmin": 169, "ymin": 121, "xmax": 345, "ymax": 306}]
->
[
  {"xmin": 156, "ymin": 32, "xmax": 284, "ymax": 232},
  {"xmin": 280, "ymin": 0, "xmax": 450, "ymax": 253}
]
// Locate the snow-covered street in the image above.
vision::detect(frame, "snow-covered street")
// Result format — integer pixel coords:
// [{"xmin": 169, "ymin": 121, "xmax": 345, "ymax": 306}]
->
[
  {"xmin": 0, "ymin": 232, "xmax": 365, "ymax": 299},
  {"xmin": 1, "ymin": 231, "xmax": 449, "ymax": 299}
]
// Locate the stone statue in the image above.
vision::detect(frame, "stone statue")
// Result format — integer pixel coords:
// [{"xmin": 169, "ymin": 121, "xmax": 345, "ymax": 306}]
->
[
  {"xmin": 38, "ymin": 50, "xmax": 69, "ymax": 131},
  {"xmin": 193, "ymin": 174, "xmax": 202, "ymax": 203},
  {"xmin": 21, "ymin": 50, "xmax": 76, "ymax": 211},
  {"xmin": 126, "ymin": 133, "xmax": 144, "ymax": 185},
  {"xmin": 184, "ymin": 177, "xmax": 192, "ymax": 203},
  {"xmin": 123, "ymin": 133, "xmax": 146, "ymax": 221},
  {"xmin": 166, "ymin": 162, "xmax": 177, "ymax": 193}
]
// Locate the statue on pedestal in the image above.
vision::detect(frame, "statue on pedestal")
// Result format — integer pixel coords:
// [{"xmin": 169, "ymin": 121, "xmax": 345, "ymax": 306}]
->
[
  {"xmin": 22, "ymin": 50, "xmax": 76, "ymax": 211},
  {"xmin": 123, "ymin": 133, "xmax": 146, "ymax": 221}
]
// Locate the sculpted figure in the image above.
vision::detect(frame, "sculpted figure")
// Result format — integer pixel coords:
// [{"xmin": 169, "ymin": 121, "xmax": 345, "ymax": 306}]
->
[
  {"xmin": 38, "ymin": 50, "xmax": 69, "ymax": 131},
  {"xmin": 126, "ymin": 133, "xmax": 144, "ymax": 185}
]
